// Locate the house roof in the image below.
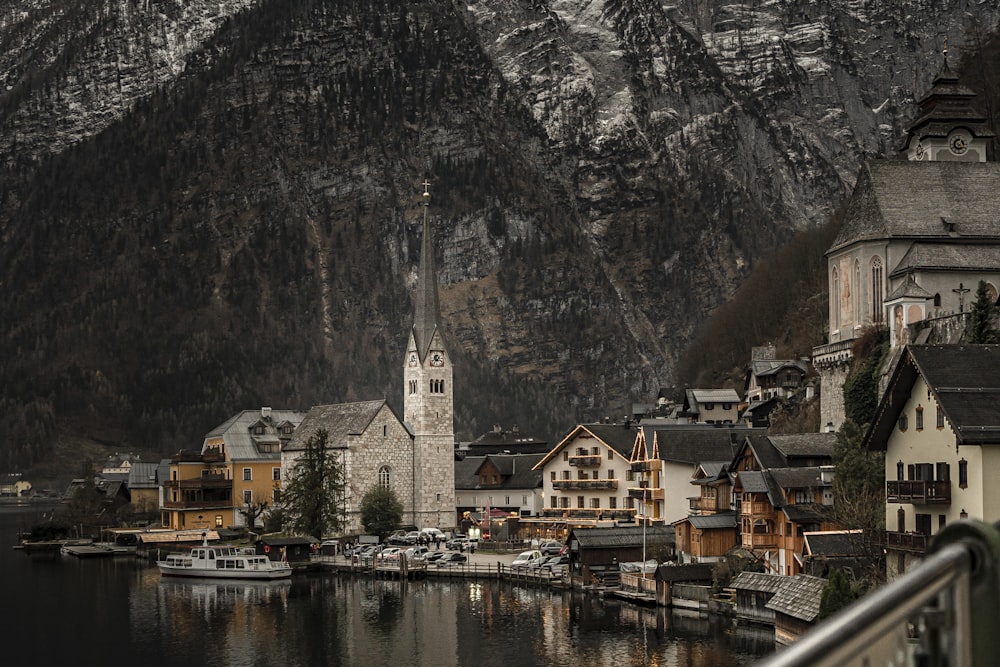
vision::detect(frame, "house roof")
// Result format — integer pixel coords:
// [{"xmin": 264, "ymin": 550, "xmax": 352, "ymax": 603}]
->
[
  {"xmin": 650, "ymin": 426, "xmax": 749, "ymax": 465},
  {"xmin": 884, "ymin": 273, "xmax": 934, "ymax": 301},
  {"xmin": 767, "ymin": 433, "xmax": 836, "ymax": 461},
  {"xmin": 286, "ymin": 400, "xmax": 401, "ymax": 451},
  {"xmin": 533, "ymin": 423, "xmax": 639, "ymax": 470},
  {"xmin": 569, "ymin": 526, "xmax": 675, "ymax": 549},
  {"xmin": 803, "ymin": 530, "xmax": 868, "ymax": 557},
  {"xmin": 748, "ymin": 359, "xmax": 809, "ymax": 378},
  {"xmin": 456, "ymin": 454, "xmax": 544, "ymax": 491},
  {"xmin": 765, "ymin": 574, "xmax": 826, "ymax": 622},
  {"xmin": 736, "ymin": 433, "xmax": 788, "ymax": 469},
  {"xmin": 688, "ymin": 513, "xmax": 738, "ymax": 530},
  {"xmin": 732, "ymin": 571, "xmax": 786, "ymax": 593},
  {"xmin": 769, "ymin": 467, "xmax": 832, "ymax": 490},
  {"xmin": 656, "ymin": 563, "xmax": 715, "ymax": 582},
  {"xmin": 781, "ymin": 503, "xmax": 829, "ymax": 523},
  {"xmin": 206, "ymin": 408, "xmax": 307, "ymax": 460},
  {"xmin": 864, "ymin": 345, "xmax": 1000, "ymax": 449},
  {"xmin": 829, "ymin": 161, "xmax": 1000, "ymax": 253},
  {"xmin": 127, "ymin": 462, "xmax": 160, "ymax": 489},
  {"xmin": 889, "ymin": 244, "xmax": 1000, "ymax": 278}
]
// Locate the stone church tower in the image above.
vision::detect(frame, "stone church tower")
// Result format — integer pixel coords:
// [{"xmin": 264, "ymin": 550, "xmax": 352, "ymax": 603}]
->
[{"xmin": 403, "ymin": 182, "xmax": 456, "ymax": 529}]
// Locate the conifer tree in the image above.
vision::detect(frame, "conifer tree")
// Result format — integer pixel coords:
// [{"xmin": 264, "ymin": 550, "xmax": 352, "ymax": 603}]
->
[
  {"xmin": 360, "ymin": 484, "xmax": 404, "ymax": 542},
  {"xmin": 968, "ymin": 280, "xmax": 998, "ymax": 344},
  {"xmin": 280, "ymin": 429, "xmax": 346, "ymax": 539}
]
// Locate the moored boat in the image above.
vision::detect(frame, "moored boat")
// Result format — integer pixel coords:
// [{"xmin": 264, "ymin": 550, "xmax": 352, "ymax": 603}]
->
[{"xmin": 157, "ymin": 540, "xmax": 292, "ymax": 579}]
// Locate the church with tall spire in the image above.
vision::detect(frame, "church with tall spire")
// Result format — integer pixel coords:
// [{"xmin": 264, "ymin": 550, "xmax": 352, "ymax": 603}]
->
[
  {"xmin": 403, "ymin": 181, "xmax": 456, "ymax": 528},
  {"xmin": 283, "ymin": 181, "xmax": 456, "ymax": 533}
]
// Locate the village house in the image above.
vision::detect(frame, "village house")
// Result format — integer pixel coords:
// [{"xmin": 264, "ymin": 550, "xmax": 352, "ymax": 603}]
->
[
  {"xmin": 454, "ymin": 452, "xmax": 544, "ymax": 533},
  {"xmin": 531, "ymin": 422, "xmax": 640, "ymax": 535},
  {"xmin": 126, "ymin": 461, "xmax": 161, "ymax": 514},
  {"xmin": 673, "ymin": 461, "xmax": 737, "ymax": 564},
  {"xmin": 161, "ymin": 407, "xmax": 305, "ymax": 532},
  {"xmin": 812, "ymin": 54, "xmax": 1000, "ymax": 430},
  {"xmin": 630, "ymin": 423, "xmax": 753, "ymax": 525},
  {"xmin": 745, "ymin": 345, "xmax": 810, "ymax": 403},
  {"xmin": 863, "ymin": 344, "xmax": 1000, "ymax": 580},
  {"xmin": 679, "ymin": 388, "xmax": 742, "ymax": 424}
]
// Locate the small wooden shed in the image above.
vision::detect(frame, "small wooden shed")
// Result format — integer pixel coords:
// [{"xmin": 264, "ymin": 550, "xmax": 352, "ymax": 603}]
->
[
  {"xmin": 567, "ymin": 525, "xmax": 675, "ymax": 584},
  {"xmin": 255, "ymin": 534, "xmax": 319, "ymax": 565},
  {"xmin": 766, "ymin": 574, "xmax": 826, "ymax": 646},
  {"xmin": 732, "ymin": 571, "xmax": 785, "ymax": 625}
]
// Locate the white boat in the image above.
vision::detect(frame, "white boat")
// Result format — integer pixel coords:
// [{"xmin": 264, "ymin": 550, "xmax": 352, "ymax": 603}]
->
[{"xmin": 157, "ymin": 541, "xmax": 292, "ymax": 580}]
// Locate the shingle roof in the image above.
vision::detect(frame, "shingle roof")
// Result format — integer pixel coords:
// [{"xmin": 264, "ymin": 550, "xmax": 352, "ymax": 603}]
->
[
  {"xmin": 285, "ymin": 401, "xmax": 395, "ymax": 451},
  {"xmin": 781, "ymin": 503, "xmax": 828, "ymax": 523},
  {"xmin": 206, "ymin": 408, "xmax": 307, "ymax": 460},
  {"xmin": 656, "ymin": 562, "xmax": 714, "ymax": 582},
  {"xmin": 884, "ymin": 274, "xmax": 934, "ymax": 301},
  {"xmin": 803, "ymin": 530, "xmax": 867, "ymax": 557},
  {"xmin": 866, "ymin": 345, "xmax": 1000, "ymax": 449},
  {"xmin": 889, "ymin": 244, "xmax": 1000, "ymax": 278},
  {"xmin": 127, "ymin": 462, "xmax": 160, "ymax": 489},
  {"xmin": 829, "ymin": 162, "xmax": 1000, "ymax": 253},
  {"xmin": 749, "ymin": 359, "xmax": 809, "ymax": 377},
  {"xmin": 765, "ymin": 574, "xmax": 826, "ymax": 622},
  {"xmin": 738, "ymin": 433, "xmax": 787, "ymax": 469},
  {"xmin": 732, "ymin": 571, "xmax": 785, "ymax": 593},
  {"xmin": 570, "ymin": 525, "xmax": 675, "ymax": 549}
]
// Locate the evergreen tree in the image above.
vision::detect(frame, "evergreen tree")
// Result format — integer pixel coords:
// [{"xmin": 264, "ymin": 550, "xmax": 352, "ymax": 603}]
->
[
  {"xmin": 279, "ymin": 429, "xmax": 346, "ymax": 539},
  {"xmin": 360, "ymin": 484, "xmax": 404, "ymax": 542},
  {"xmin": 819, "ymin": 569, "xmax": 860, "ymax": 620},
  {"xmin": 968, "ymin": 280, "xmax": 997, "ymax": 343}
]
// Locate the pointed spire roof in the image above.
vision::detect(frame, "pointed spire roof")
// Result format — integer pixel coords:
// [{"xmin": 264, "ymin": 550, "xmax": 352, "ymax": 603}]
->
[{"xmin": 412, "ymin": 180, "xmax": 441, "ymax": 358}]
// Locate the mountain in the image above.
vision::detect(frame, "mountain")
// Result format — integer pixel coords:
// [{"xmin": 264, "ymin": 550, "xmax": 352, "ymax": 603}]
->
[{"xmin": 2, "ymin": 0, "xmax": 998, "ymax": 472}]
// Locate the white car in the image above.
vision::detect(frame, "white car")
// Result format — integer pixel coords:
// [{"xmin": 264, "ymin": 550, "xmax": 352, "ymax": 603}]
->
[{"xmin": 510, "ymin": 549, "xmax": 544, "ymax": 570}]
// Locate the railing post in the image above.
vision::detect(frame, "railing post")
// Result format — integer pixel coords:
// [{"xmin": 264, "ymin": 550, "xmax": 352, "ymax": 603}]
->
[{"xmin": 925, "ymin": 519, "xmax": 1000, "ymax": 666}]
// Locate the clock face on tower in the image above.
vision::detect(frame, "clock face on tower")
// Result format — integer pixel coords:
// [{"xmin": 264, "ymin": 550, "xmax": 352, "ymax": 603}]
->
[
  {"xmin": 430, "ymin": 351, "xmax": 444, "ymax": 366},
  {"xmin": 949, "ymin": 134, "xmax": 969, "ymax": 155}
]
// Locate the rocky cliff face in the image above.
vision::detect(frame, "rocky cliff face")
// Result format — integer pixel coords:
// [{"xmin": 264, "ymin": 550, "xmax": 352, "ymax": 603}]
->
[{"xmin": 1, "ymin": 0, "xmax": 997, "ymax": 466}]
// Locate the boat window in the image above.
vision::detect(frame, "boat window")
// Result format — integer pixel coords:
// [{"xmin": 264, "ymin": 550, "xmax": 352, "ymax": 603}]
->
[{"xmin": 237, "ymin": 561, "xmax": 245, "ymax": 568}]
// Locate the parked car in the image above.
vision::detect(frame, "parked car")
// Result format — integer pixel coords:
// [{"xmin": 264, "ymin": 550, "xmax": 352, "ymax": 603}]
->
[
  {"xmin": 538, "ymin": 540, "xmax": 563, "ymax": 556},
  {"xmin": 420, "ymin": 527, "xmax": 446, "ymax": 543},
  {"xmin": 404, "ymin": 546, "xmax": 429, "ymax": 562},
  {"xmin": 538, "ymin": 555, "xmax": 568, "ymax": 574},
  {"xmin": 378, "ymin": 547, "xmax": 403, "ymax": 563},
  {"xmin": 387, "ymin": 531, "xmax": 410, "ymax": 546},
  {"xmin": 510, "ymin": 549, "xmax": 544, "ymax": 570},
  {"xmin": 446, "ymin": 536, "xmax": 469, "ymax": 551},
  {"xmin": 437, "ymin": 552, "xmax": 467, "ymax": 565},
  {"xmin": 425, "ymin": 551, "xmax": 446, "ymax": 563}
]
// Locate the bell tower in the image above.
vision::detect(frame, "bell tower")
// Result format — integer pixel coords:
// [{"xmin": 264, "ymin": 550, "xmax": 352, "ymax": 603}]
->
[{"xmin": 403, "ymin": 180, "xmax": 455, "ymax": 529}]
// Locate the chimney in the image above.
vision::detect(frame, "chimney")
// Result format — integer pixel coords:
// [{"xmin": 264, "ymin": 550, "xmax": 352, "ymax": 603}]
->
[{"xmin": 262, "ymin": 407, "xmax": 272, "ymax": 421}]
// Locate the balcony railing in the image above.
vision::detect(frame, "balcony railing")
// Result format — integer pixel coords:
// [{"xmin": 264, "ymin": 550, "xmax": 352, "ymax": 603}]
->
[
  {"xmin": 568, "ymin": 455, "xmax": 602, "ymax": 467},
  {"xmin": 885, "ymin": 530, "xmax": 930, "ymax": 553},
  {"xmin": 164, "ymin": 476, "xmax": 232, "ymax": 491},
  {"xmin": 744, "ymin": 532, "xmax": 778, "ymax": 548},
  {"xmin": 162, "ymin": 499, "xmax": 233, "ymax": 510},
  {"xmin": 690, "ymin": 496, "xmax": 720, "ymax": 512},
  {"xmin": 741, "ymin": 501, "xmax": 773, "ymax": 515},
  {"xmin": 628, "ymin": 486, "xmax": 664, "ymax": 500},
  {"xmin": 887, "ymin": 480, "xmax": 951, "ymax": 504},
  {"xmin": 540, "ymin": 508, "xmax": 637, "ymax": 519},
  {"xmin": 630, "ymin": 460, "xmax": 662, "ymax": 472},
  {"xmin": 552, "ymin": 479, "xmax": 618, "ymax": 491}
]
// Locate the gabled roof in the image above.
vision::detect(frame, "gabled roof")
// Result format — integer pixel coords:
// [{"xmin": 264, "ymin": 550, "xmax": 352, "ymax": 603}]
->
[
  {"xmin": 889, "ymin": 244, "xmax": 1000, "ymax": 278},
  {"xmin": 781, "ymin": 503, "xmax": 829, "ymax": 523},
  {"xmin": 648, "ymin": 425, "xmax": 749, "ymax": 465},
  {"xmin": 286, "ymin": 400, "xmax": 402, "ymax": 452},
  {"xmin": 533, "ymin": 423, "xmax": 639, "ymax": 470},
  {"xmin": 734, "ymin": 433, "xmax": 787, "ymax": 469},
  {"xmin": 765, "ymin": 574, "xmax": 826, "ymax": 622},
  {"xmin": 748, "ymin": 359, "xmax": 809, "ymax": 378},
  {"xmin": 457, "ymin": 454, "xmax": 544, "ymax": 491},
  {"xmin": 864, "ymin": 345, "xmax": 1000, "ymax": 449},
  {"xmin": 829, "ymin": 161, "xmax": 1000, "ymax": 252},
  {"xmin": 884, "ymin": 274, "xmax": 934, "ymax": 301},
  {"xmin": 205, "ymin": 408, "xmax": 307, "ymax": 460},
  {"xmin": 803, "ymin": 530, "xmax": 867, "ymax": 558}
]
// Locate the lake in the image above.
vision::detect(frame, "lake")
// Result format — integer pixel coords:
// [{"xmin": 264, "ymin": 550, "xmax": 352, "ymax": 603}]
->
[{"xmin": 3, "ymin": 503, "xmax": 774, "ymax": 666}]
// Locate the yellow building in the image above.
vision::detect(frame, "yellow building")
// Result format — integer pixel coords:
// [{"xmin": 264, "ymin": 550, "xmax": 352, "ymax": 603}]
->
[{"xmin": 162, "ymin": 407, "xmax": 305, "ymax": 531}]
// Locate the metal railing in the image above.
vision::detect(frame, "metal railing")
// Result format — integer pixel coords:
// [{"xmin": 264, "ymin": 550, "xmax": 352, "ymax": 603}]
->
[{"xmin": 759, "ymin": 519, "xmax": 1000, "ymax": 667}]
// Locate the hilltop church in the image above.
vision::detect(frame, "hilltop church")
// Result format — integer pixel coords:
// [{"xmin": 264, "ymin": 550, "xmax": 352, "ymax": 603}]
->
[
  {"xmin": 813, "ymin": 52, "xmax": 1000, "ymax": 430},
  {"xmin": 282, "ymin": 184, "xmax": 456, "ymax": 533}
]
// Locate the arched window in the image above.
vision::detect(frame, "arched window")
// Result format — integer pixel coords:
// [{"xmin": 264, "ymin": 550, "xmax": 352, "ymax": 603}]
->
[
  {"xmin": 854, "ymin": 259, "xmax": 862, "ymax": 325},
  {"xmin": 934, "ymin": 293, "xmax": 941, "ymax": 308},
  {"xmin": 870, "ymin": 257, "xmax": 884, "ymax": 322},
  {"xmin": 987, "ymin": 283, "xmax": 999, "ymax": 306},
  {"xmin": 832, "ymin": 267, "xmax": 840, "ymax": 329},
  {"xmin": 378, "ymin": 466, "xmax": 390, "ymax": 488}
]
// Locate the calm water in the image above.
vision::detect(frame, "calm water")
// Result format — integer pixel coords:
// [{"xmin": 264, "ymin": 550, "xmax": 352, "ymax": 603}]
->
[{"xmin": 4, "ymin": 504, "xmax": 773, "ymax": 666}]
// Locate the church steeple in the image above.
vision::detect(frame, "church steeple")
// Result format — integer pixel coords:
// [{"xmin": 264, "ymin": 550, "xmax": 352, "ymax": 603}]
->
[
  {"xmin": 903, "ymin": 47, "xmax": 994, "ymax": 162},
  {"xmin": 411, "ymin": 180, "xmax": 441, "ymax": 360}
]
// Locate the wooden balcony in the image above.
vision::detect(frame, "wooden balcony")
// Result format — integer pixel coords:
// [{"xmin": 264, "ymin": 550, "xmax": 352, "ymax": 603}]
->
[
  {"xmin": 690, "ymin": 496, "xmax": 720, "ymax": 512},
  {"xmin": 627, "ymin": 486, "xmax": 664, "ymax": 500},
  {"xmin": 887, "ymin": 480, "xmax": 951, "ymax": 504},
  {"xmin": 630, "ymin": 460, "xmax": 662, "ymax": 473},
  {"xmin": 568, "ymin": 455, "xmax": 603, "ymax": 467},
  {"xmin": 741, "ymin": 501, "xmax": 773, "ymax": 516},
  {"xmin": 885, "ymin": 531, "xmax": 929, "ymax": 553},
  {"xmin": 744, "ymin": 532, "xmax": 778, "ymax": 549},
  {"xmin": 552, "ymin": 479, "xmax": 618, "ymax": 491}
]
